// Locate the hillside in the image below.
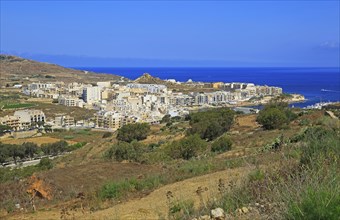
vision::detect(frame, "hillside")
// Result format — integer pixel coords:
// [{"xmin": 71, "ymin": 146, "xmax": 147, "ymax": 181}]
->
[
  {"xmin": 0, "ymin": 55, "xmax": 124, "ymax": 86},
  {"xmin": 134, "ymin": 73, "xmax": 166, "ymax": 84}
]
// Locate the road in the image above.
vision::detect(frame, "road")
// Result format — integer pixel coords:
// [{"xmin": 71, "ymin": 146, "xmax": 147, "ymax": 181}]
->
[{"xmin": 2, "ymin": 155, "xmax": 62, "ymax": 169}]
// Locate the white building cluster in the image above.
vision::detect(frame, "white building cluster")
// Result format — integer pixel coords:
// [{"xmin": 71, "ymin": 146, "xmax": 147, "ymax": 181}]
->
[{"xmin": 21, "ymin": 79, "xmax": 283, "ymax": 131}]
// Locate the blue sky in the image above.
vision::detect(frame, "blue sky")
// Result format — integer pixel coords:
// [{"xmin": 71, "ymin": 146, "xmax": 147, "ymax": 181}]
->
[{"xmin": 1, "ymin": 1, "xmax": 339, "ymax": 67}]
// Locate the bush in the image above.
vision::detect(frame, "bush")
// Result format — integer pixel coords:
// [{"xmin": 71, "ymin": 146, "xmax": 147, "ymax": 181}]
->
[
  {"xmin": 99, "ymin": 175, "xmax": 165, "ymax": 200},
  {"xmin": 117, "ymin": 123, "xmax": 150, "ymax": 143},
  {"xmin": 211, "ymin": 136, "xmax": 232, "ymax": 153},
  {"xmin": 300, "ymin": 127, "xmax": 340, "ymax": 167},
  {"xmin": 188, "ymin": 108, "xmax": 234, "ymax": 141},
  {"xmin": 105, "ymin": 141, "xmax": 146, "ymax": 162},
  {"xmin": 66, "ymin": 142, "xmax": 87, "ymax": 151},
  {"xmin": 166, "ymin": 134, "xmax": 207, "ymax": 160},
  {"xmin": 64, "ymin": 135, "xmax": 74, "ymax": 140},
  {"xmin": 102, "ymin": 132, "xmax": 113, "ymax": 138},
  {"xmin": 161, "ymin": 114, "xmax": 171, "ymax": 123},
  {"xmin": 287, "ymin": 185, "xmax": 340, "ymax": 220},
  {"xmin": 257, "ymin": 107, "xmax": 288, "ymax": 130},
  {"xmin": 38, "ymin": 157, "xmax": 53, "ymax": 170},
  {"xmin": 256, "ymin": 102, "xmax": 296, "ymax": 130}
]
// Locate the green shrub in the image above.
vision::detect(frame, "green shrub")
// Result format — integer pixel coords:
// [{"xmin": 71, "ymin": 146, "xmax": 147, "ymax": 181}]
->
[
  {"xmin": 38, "ymin": 157, "xmax": 53, "ymax": 170},
  {"xmin": 99, "ymin": 175, "xmax": 165, "ymax": 200},
  {"xmin": 161, "ymin": 114, "xmax": 171, "ymax": 123},
  {"xmin": 64, "ymin": 135, "xmax": 74, "ymax": 140},
  {"xmin": 66, "ymin": 142, "xmax": 87, "ymax": 151},
  {"xmin": 102, "ymin": 132, "xmax": 113, "ymax": 138},
  {"xmin": 248, "ymin": 169, "xmax": 265, "ymax": 182},
  {"xmin": 168, "ymin": 199, "xmax": 194, "ymax": 219},
  {"xmin": 178, "ymin": 159, "xmax": 216, "ymax": 176},
  {"xmin": 105, "ymin": 141, "xmax": 146, "ymax": 162},
  {"xmin": 300, "ymin": 127, "xmax": 340, "ymax": 167},
  {"xmin": 188, "ymin": 108, "xmax": 235, "ymax": 141},
  {"xmin": 117, "ymin": 123, "xmax": 150, "ymax": 143},
  {"xmin": 257, "ymin": 102, "xmax": 296, "ymax": 130},
  {"xmin": 211, "ymin": 136, "xmax": 232, "ymax": 153},
  {"xmin": 257, "ymin": 107, "xmax": 288, "ymax": 130},
  {"xmin": 287, "ymin": 186, "xmax": 340, "ymax": 220},
  {"xmin": 166, "ymin": 134, "xmax": 208, "ymax": 160}
]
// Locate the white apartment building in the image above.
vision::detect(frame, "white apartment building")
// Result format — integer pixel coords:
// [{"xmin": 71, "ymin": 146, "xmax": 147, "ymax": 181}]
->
[
  {"xmin": 28, "ymin": 82, "xmax": 55, "ymax": 91},
  {"xmin": 126, "ymin": 83, "xmax": 167, "ymax": 94},
  {"xmin": 97, "ymin": 81, "xmax": 111, "ymax": 88},
  {"xmin": 54, "ymin": 115, "xmax": 75, "ymax": 127},
  {"xmin": 14, "ymin": 109, "xmax": 45, "ymax": 126},
  {"xmin": 58, "ymin": 96, "xmax": 85, "ymax": 107},
  {"xmin": 95, "ymin": 111, "xmax": 138, "ymax": 130},
  {"xmin": 82, "ymin": 86, "xmax": 101, "ymax": 103}
]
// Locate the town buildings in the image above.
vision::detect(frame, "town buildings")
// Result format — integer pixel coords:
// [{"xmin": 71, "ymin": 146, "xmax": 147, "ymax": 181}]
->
[{"xmin": 21, "ymin": 79, "xmax": 283, "ymax": 131}]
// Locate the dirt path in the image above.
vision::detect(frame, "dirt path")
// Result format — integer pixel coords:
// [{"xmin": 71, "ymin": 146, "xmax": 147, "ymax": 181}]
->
[
  {"xmin": 325, "ymin": 111, "xmax": 339, "ymax": 120},
  {"xmin": 8, "ymin": 166, "xmax": 253, "ymax": 220}
]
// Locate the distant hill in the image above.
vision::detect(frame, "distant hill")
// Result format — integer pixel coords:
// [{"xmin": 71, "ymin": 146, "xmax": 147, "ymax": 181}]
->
[
  {"xmin": 134, "ymin": 73, "xmax": 166, "ymax": 84},
  {"xmin": 0, "ymin": 54, "xmax": 125, "ymax": 86}
]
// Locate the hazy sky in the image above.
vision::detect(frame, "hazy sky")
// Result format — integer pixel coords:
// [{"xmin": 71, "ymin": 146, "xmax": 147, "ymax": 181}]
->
[{"xmin": 1, "ymin": 1, "xmax": 339, "ymax": 67}]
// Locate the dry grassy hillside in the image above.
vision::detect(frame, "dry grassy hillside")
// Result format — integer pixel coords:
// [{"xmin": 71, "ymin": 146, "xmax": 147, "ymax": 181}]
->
[{"xmin": 0, "ymin": 55, "xmax": 124, "ymax": 86}]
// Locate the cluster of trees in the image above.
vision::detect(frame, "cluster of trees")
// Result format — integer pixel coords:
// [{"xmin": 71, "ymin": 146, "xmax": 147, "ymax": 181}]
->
[
  {"xmin": 40, "ymin": 141, "xmax": 69, "ymax": 156},
  {"xmin": 117, "ymin": 123, "xmax": 151, "ymax": 143},
  {"xmin": 188, "ymin": 108, "xmax": 235, "ymax": 141},
  {"xmin": 0, "ymin": 141, "xmax": 86, "ymax": 164},
  {"xmin": 257, "ymin": 102, "xmax": 297, "ymax": 130},
  {"xmin": 0, "ymin": 142, "xmax": 39, "ymax": 164},
  {"xmin": 105, "ymin": 141, "xmax": 147, "ymax": 162},
  {"xmin": 104, "ymin": 109, "xmax": 236, "ymax": 163}
]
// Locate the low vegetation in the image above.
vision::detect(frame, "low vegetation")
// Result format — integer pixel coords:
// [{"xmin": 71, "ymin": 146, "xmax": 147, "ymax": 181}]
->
[
  {"xmin": 257, "ymin": 102, "xmax": 297, "ymax": 129},
  {"xmin": 0, "ymin": 141, "xmax": 86, "ymax": 165},
  {"xmin": 166, "ymin": 134, "xmax": 208, "ymax": 160},
  {"xmin": 104, "ymin": 141, "xmax": 147, "ymax": 162},
  {"xmin": 211, "ymin": 135, "xmax": 232, "ymax": 153},
  {"xmin": 1, "ymin": 105, "xmax": 339, "ymax": 219},
  {"xmin": 2, "ymin": 103, "xmax": 35, "ymax": 110},
  {"xmin": 188, "ymin": 108, "xmax": 235, "ymax": 141},
  {"xmin": 116, "ymin": 123, "xmax": 151, "ymax": 143},
  {"xmin": 169, "ymin": 116, "xmax": 340, "ymax": 219}
]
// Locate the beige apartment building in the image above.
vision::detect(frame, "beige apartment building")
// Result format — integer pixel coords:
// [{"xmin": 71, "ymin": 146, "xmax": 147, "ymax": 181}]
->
[{"xmin": 0, "ymin": 115, "xmax": 21, "ymax": 130}]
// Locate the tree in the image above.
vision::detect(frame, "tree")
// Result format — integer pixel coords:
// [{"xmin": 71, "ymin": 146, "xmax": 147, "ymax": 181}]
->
[
  {"xmin": 106, "ymin": 141, "xmax": 146, "ymax": 162},
  {"xmin": 256, "ymin": 102, "xmax": 296, "ymax": 130},
  {"xmin": 257, "ymin": 108, "xmax": 288, "ymax": 130},
  {"xmin": 0, "ymin": 125, "xmax": 12, "ymax": 136},
  {"xmin": 8, "ymin": 144, "xmax": 25, "ymax": 164},
  {"xmin": 23, "ymin": 142, "xmax": 38, "ymax": 159},
  {"xmin": 41, "ymin": 144, "xmax": 51, "ymax": 155},
  {"xmin": 211, "ymin": 136, "xmax": 232, "ymax": 153},
  {"xmin": 0, "ymin": 143, "xmax": 10, "ymax": 164},
  {"xmin": 117, "ymin": 123, "xmax": 151, "ymax": 143},
  {"xmin": 167, "ymin": 134, "xmax": 207, "ymax": 160},
  {"xmin": 188, "ymin": 108, "xmax": 234, "ymax": 141}
]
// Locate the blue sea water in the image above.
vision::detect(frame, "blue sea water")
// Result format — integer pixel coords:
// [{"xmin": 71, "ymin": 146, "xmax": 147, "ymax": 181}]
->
[{"xmin": 74, "ymin": 67, "xmax": 340, "ymax": 108}]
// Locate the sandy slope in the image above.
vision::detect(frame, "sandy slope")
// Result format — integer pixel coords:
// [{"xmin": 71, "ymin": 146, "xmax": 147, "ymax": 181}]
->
[{"xmin": 8, "ymin": 166, "xmax": 253, "ymax": 220}]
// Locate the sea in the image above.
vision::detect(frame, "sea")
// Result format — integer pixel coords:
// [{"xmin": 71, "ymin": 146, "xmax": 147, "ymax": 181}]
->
[{"xmin": 74, "ymin": 67, "xmax": 340, "ymax": 108}]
